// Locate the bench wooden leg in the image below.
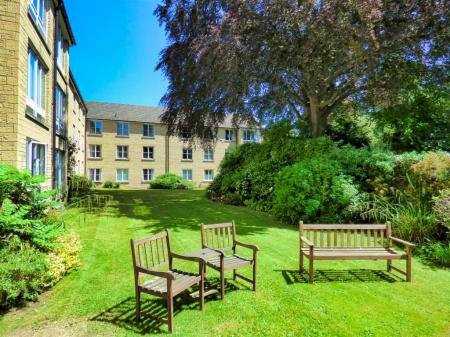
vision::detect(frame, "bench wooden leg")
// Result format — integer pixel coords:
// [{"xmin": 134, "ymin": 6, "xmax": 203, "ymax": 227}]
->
[
  {"xmin": 233, "ymin": 270, "xmax": 236, "ymax": 280},
  {"xmin": 252, "ymin": 259, "xmax": 257, "ymax": 292},
  {"xmin": 387, "ymin": 259, "xmax": 392, "ymax": 272},
  {"xmin": 167, "ymin": 296, "xmax": 174, "ymax": 333},
  {"xmin": 220, "ymin": 266, "xmax": 225, "ymax": 299},
  {"xmin": 406, "ymin": 254, "xmax": 412, "ymax": 282},
  {"xmin": 308, "ymin": 256, "xmax": 314, "ymax": 283}
]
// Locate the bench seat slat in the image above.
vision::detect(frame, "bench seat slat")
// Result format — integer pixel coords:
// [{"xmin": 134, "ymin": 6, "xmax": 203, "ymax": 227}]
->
[{"xmin": 301, "ymin": 247, "xmax": 404, "ymax": 260}]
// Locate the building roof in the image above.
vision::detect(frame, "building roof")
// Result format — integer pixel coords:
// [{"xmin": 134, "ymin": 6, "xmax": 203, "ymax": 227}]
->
[
  {"xmin": 58, "ymin": 0, "xmax": 76, "ymax": 45},
  {"xmin": 69, "ymin": 70, "xmax": 87, "ymax": 112},
  {"xmin": 85, "ymin": 102, "xmax": 247, "ymax": 128}
]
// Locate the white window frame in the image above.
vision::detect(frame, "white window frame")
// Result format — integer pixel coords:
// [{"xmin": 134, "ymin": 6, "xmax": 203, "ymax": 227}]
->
[
  {"xmin": 142, "ymin": 168, "xmax": 154, "ymax": 182},
  {"xmin": 56, "ymin": 25, "xmax": 65, "ymax": 72},
  {"xmin": 55, "ymin": 86, "xmax": 66, "ymax": 135},
  {"xmin": 28, "ymin": 0, "xmax": 48, "ymax": 37},
  {"xmin": 89, "ymin": 120, "xmax": 103, "ymax": 135},
  {"xmin": 55, "ymin": 149, "xmax": 64, "ymax": 189},
  {"xmin": 143, "ymin": 124, "xmax": 154, "ymax": 137},
  {"xmin": 26, "ymin": 49, "xmax": 46, "ymax": 119},
  {"xmin": 243, "ymin": 129, "xmax": 258, "ymax": 142},
  {"xmin": 89, "ymin": 144, "xmax": 101, "ymax": 158},
  {"xmin": 182, "ymin": 128, "xmax": 192, "ymax": 139},
  {"xmin": 143, "ymin": 146, "xmax": 154, "ymax": 160},
  {"xmin": 117, "ymin": 122, "xmax": 129, "ymax": 136},
  {"xmin": 203, "ymin": 148, "xmax": 214, "ymax": 161},
  {"xmin": 89, "ymin": 168, "xmax": 101, "ymax": 182},
  {"xmin": 182, "ymin": 169, "xmax": 193, "ymax": 181},
  {"xmin": 116, "ymin": 145, "xmax": 129, "ymax": 159},
  {"xmin": 26, "ymin": 140, "xmax": 46, "ymax": 177},
  {"xmin": 225, "ymin": 129, "xmax": 233, "ymax": 141},
  {"xmin": 116, "ymin": 168, "xmax": 129, "ymax": 182},
  {"xmin": 204, "ymin": 169, "xmax": 214, "ymax": 182},
  {"xmin": 182, "ymin": 148, "xmax": 193, "ymax": 160}
]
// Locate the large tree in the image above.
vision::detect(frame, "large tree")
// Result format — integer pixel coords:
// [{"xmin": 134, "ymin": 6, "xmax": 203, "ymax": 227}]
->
[{"xmin": 155, "ymin": 0, "xmax": 448, "ymax": 138}]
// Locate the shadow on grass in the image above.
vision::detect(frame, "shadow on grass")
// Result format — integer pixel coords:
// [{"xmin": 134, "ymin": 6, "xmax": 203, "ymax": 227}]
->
[
  {"xmin": 95, "ymin": 189, "xmax": 284, "ymax": 237},
  {"xmin": 90, "ymin": 279, "xmax": 238, "ymax": 334},
  {"xmin": 274, "ymin": 269, "xmax": 401, "ymax": 284}
]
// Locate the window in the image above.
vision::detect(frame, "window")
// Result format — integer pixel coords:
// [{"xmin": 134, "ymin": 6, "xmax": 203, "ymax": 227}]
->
[
  {"xmin": 182, "ymin": 128, "xmax": 192, "ymax": 139},
  {"xmin": 28, "ymin": 0, "xmax": 47, "ymax": 36},
  {"xmin": 26, "ymin": 141, "xmax": 46, "ymax": 176},
  {"xmin": 182, "ymin": 148, "xmax": 193, "ymax": 160},
  {"xmin": 143, "ymin": 124, "xmax": 154, "ymax": 137},
  {"xmin": 204, "ymin": 148, "xmax": 214, "ymax": 161},
  {"xmin": 225, "ymin": 129, "xmax": 234, "ymax": 141},
  {"xmin": 204, "ymin": 169, "xmax": 214, "ymax": 181},
  {"xmin": 89, "ymin": 120, "xmax": 102, "ymax": 135},
  {"xmin": 56, "ymin": 26, "xmax": 65, "ymax": 71},
  {"xmin": 89, "ymin": 145, "xmax": 101, "ymax": 158},
  {"xmin": 117, "ymin": 145, "xmax": 129, "ymax": 159},
  {"xmin": 116, "ymin": 169, "xmax": 129, "ymax": 182},
  {"xmin": 55, "ymin": 150, "xmax": 64, "ymax": 189},
  {"xmin": 55, "ymin": 86, "xmax": 66, "ymax": 135},
  {"xmin": 143, "ymin": 146, "xmax": 154, "ymax": 160},
  {"xmin": 143, "ymin": 169, "xmax": 154, "ymax": 182},
  {"xmin": 117, "ymin": 122, "xmax": 129, "ymax": 136},
  {"xmin": 182, "ymin": 169, "xmax": 193, "ymax": 181},
  {"xmin": 243, "ymin": 129, "xmax": 259, "ymax": 142},
  {"xmin": 26, "ymin": 49, "xmax": 46, "ymax": 119},
  {"xmin": 89, "ymin": 168, "xmax": 101, "ymax": 182}
]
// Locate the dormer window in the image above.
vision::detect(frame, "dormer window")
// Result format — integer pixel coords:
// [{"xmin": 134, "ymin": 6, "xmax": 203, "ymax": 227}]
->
[{"xmin": 29, "ymin": 0, "xmax": 48, "ymax": 37}]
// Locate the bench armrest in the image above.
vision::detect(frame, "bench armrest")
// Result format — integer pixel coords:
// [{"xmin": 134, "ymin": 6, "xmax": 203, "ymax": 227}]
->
[
  {"xmin": 390, "ymin": 236, "xmax": 415, "ymax": 248},
  {"xmin": 136, "ymin": 266, "xmax": 175, "ymax": 280},
  {"xmin": 301, "ymin": 236, "xmax": 314, "ymax": 248},
  {"xmin": 171, "ymin": 252, "xmax": 206, "ymax": 264},
  {"xmin": 235, "ymin": 240, "xmax": 259, "ymax": 252}
]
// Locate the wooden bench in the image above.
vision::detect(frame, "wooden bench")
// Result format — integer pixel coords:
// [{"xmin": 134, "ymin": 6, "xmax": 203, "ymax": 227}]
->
[{"xmin": 299, "ymin": 221, "xmax": 414, "ymax": 283}]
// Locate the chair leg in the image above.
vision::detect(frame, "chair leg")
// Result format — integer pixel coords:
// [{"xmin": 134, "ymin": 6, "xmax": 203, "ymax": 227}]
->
[
  {"xmin": 300, "ymin": 250, "xmax": 304, "ymax": 272},
  {"xmin": 135, "ymin": 289, "xmax": 141, "ymax": 322},
  {"xmin": 308, "ymin": 257, "xmax": 314, "ymax": 283},
  {"xmin": 220, "ymin": 267, "xmax": 225, "ymax": 299},
  {"xmin": 252, "ymin": 260, "xmax": 257, "ymax": 292},
  {"xmin": 199, "ymin": 275, "xmax": 204, "ymax": 311},
  {"xmin": 233, "ymin": 270, "xmax": 236, "ymax": 280},
  {"xmin": 387, "ymin": 259, "xmax": 392, "ymax": 272},
  {"xmin": 167, "ymin": 296, "xmax": 174, "ymax": 333}
]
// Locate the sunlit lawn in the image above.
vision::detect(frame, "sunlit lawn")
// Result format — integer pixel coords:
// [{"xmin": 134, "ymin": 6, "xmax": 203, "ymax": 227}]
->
[{"xmin": 0, "ymin": 189, "xmax": 449, "ymax": 337}]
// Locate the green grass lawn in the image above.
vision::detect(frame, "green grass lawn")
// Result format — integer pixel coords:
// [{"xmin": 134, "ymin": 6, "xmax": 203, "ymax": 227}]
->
[{"xmin": 1, "ymin": 189, "xmax": 449, "ymax": 337}]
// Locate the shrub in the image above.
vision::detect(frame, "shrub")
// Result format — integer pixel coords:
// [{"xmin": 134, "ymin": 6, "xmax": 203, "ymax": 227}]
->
[
  {"xmin": 272, "ymin": 159, "xmax": 359, "ymax": 223},
  {"xmin": 420, "ymin": 243, "xmax": 450, "ymax": 268},
  {"xmin": 46, "ymin": 230, "xmax": 82, "ymax": 286},
  {"xmin": 433, "ymin": 189, "xmax": 450, "ymax": 229},
  {"xmin": 150, "ymin": 173, "xmax": 194, "ymax": 190},
  {"xmin": 0, "ymin": 237, "xmax": 49, "ymax": 308},
  {"xmin": 67, "ymin": 174, "xmax": 93, "ymax": 199}
]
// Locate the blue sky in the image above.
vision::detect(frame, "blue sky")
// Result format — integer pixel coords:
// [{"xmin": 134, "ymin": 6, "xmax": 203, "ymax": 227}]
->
[{"xmin": 65, "ymin": 0, "xmax": 168, "ymax": 106}]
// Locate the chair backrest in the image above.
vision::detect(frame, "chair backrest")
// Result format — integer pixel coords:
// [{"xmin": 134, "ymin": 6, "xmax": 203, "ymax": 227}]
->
[
  {"xmin": 130, "ymin": 229, "xmax": 172, "ymax": 272},
  {"xmin": 299, "ymin": 221, "xmax": 391, "ymax": 249},
  {"xmin": 201, "ymin": 221, "xmax": 236, "ymax": 251}
]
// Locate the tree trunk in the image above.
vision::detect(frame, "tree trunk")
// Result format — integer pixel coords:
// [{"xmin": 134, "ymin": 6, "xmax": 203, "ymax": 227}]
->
[{"xmin": 307, "ymin": 96, "xmax": 327, "ymax": 138}]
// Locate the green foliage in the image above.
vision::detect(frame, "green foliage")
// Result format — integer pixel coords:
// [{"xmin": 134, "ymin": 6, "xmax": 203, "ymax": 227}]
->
[
  {"xmin": 433, "ymin": 189, "xmax": 450, "ymax": 229},
  {"xmin": 374, "ymin": 85, "xmax": 450, "ymax": 151},
  {"xmin": 103, "ymin": 181, "xmax": 120, "ymax": 189},
  {"xmin": 46, "ymin": 230, "xmax": 82, "ymax": 287},
  {"xmin": 420, "ymin": 243, "xmax": 450, "ymax": 268},
  {"xmin": 0, "ymin": 237, "xmax": 49, "ymax": 308},
  {"xmin": 149, "ymin": 173, "xmax": 194, "ymax": 190},
  {"xmin": 272, "ymin": 159, "xmax": 358, "ymax": 223},
  {"xmin": 67, "ymin": 174, "xmax": 93, "ymax": 199}
]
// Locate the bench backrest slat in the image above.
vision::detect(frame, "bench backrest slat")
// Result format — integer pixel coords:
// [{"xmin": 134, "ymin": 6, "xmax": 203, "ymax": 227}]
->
[
  {"xmin": 131, "ymin": 230, "xmax": 171, "ymax": 272},
  {"xmin": 299, "ymin": 222, "xmax": 389, "ymax": 248},
  {"xmin": 201, "ymin": 221, "xmax": 235, "ymax": 251}
]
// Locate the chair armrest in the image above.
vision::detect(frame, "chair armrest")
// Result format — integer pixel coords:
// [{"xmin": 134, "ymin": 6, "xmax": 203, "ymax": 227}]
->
[
  {"xmin": 171, "ymin": 252, "xmax": 206, "ymax": 264},
  {"xmin": 389, "ymin": 236, "xmax": 415, "ymax": 248},
  {"xmin": 136, "ymin": 266, "xmax": 175, "ymax": 280},
  {"xmin": 235, "ymin": 240, "xmax": 259, "ymax": 252},
  {"xmin": 300, "ymin": 236, "xmax": 314, "ymax": 248}
]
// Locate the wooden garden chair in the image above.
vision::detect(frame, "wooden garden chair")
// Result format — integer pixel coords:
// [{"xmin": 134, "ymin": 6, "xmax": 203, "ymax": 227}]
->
[
  {"xmin": 200, "ymin": 221, "xmax": 259, "ymax": 299},
  {"xmin": 130, "ymin": 229, "xmax": 205, "ymax": 333}
]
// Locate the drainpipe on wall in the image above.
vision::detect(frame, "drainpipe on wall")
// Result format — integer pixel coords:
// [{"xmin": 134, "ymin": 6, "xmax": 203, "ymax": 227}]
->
[
  {"xmin": 51, "ymin": 4, "xmax": 61, "ymax": 189},
  {"xmin": 165, "ymin": 132, "xmax": 170, "ymax": 173}
]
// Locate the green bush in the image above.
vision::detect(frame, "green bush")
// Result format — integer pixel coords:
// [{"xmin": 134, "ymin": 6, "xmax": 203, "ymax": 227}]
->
[
  {"xmin": 272, "ymin": 159, "xmax": 359, "ymax": 223},
  {"xmin": 150, "ymin": 173, "xmax": 194, "ymax": 190},
  {"xmin": 0, "ymin": 237, "xmax": 49, "ymax": 308},
  {"xmin": 420, "ymin": 243, "xmax": 450, "ymax": 268},
  {"xmin": 67, "ymin": 174, "xmax": 93, "ymax": 199},
  {"xmin": 433, "ymin": 189, "xmax": 450, "ymax": 229}
]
